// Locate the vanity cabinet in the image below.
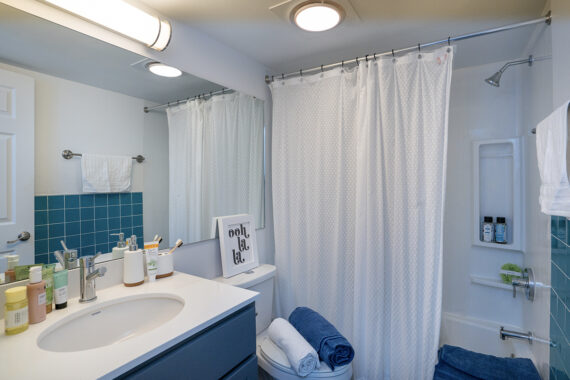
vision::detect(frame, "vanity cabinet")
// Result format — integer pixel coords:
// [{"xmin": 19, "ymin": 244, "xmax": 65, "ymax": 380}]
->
[{"xmin": 118, "ymin": 303, "xmax": 257, "ymax": 380}]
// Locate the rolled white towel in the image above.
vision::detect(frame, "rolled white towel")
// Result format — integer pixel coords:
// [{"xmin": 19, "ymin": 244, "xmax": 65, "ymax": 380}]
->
[{"xmin": 268, "ymin": 318, "xmax": 320, "ymax": 377}]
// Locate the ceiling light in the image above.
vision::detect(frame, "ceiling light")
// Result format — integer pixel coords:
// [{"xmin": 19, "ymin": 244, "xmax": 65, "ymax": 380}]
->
[
  {"xmin": 293, "ymin": 1, "xmax": 343, "ymax": 32},
  {"xmin": 44, "ymin": 0, "xmax": 171, "ymax": 51},
  {"xmin": 147, "ymin": 63, "xmax": 182, "ymax": 78}
]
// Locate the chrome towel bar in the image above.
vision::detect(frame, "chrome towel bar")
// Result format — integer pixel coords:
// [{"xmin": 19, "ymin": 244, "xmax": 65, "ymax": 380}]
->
[{"xmin": 62, "ymin": 149, "xmax": 145, "ymax": 163}]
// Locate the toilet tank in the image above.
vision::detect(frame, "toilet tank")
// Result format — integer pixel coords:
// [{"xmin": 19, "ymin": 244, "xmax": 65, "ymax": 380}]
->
[{"xmin": 214, "ymin": 264, "xmax": 276, "ymax": 334}]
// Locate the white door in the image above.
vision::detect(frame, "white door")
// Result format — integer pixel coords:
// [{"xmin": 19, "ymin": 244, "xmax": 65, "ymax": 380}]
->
[{"xmin": 0, "ymin": 67, "xmax": 34, "ymax": 266}]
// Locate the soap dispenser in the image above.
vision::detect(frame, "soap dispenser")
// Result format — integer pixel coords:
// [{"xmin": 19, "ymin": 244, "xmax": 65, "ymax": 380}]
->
[
  {"xmin": 111, "ymin": 232, "xmax": 128, "ymax": 259},
  {"xmin": 123, "ymin": 235, "xmax": 144, "ymax": 287}
]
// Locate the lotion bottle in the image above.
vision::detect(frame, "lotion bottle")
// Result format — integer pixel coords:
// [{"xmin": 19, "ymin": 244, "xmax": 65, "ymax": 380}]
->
[
  {"xmin": 27, "ymin": 266, "xmax": 46, "ymax": 324},
  {"xmin": 123, "ymin": 235, "xmax": 144, "ymax": 287},
  {"xmin": 111, "ymin": 232, "xmax": 129, "ymax": 259}
]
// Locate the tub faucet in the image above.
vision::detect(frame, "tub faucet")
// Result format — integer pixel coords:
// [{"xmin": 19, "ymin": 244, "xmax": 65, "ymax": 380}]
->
[
  {"xmin": 79, "ymin": 253, "xmax": 107, "ymax": 303},
  {"xmin": 511, "ymin": 267, "xmax": 535, "ymax": 301}
]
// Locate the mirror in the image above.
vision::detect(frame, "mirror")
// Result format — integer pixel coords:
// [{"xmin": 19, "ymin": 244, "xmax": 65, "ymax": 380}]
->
[{"xmin": 0, "ymin": 3, "xmax": 265, "ymax": 283}]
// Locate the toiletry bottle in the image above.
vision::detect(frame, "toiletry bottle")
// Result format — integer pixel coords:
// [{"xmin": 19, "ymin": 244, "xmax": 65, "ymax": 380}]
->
[
  {"xmin": 124, "ymin": 235, "xmax": 144, "ymax": 287},
  {"xmin": 42, "ymin": 265, "xmax": 55, "ymax": 313},
  {"xmin": 5, "ymin": 254, "xmax": 19, "ymax": 282},
  {"xmin": 27, "ymin": 266, "xmax": 46, "ymax": 324},
  {"xmin": 111, "ymin": 232, "xmax": 129, "ymax": 259},
  {"xmin": 481, "ymin": 216, "xmax": 494, "ymax": 243},
  {"xmin": 4, "ymin": 286, "xmax": 28, "ymax": 335},
  {"xmin": 144, "ymin": 241, "xmax": 159, "ymax": 282},
  {"xmin": 53, "ymin": 264, "xmax": 68, "ymax": 310},
  {"xmin": 495, "ymin": 217, "xmax": 507, "ymax": 244}
]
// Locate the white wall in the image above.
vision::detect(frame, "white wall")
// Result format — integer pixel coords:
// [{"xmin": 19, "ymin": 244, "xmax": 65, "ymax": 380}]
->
[
  {"xmin": 518, "ymin": 25, "xmax": 553, "ymax": 378},
  {"xmin": 0, "ymin": 0, "xmax": 276, "ymax": 278},
  {"xmin": 443, "ymin": 61, "xmax": 525, "ymax": 326},
  {"xmin": 0, "ymin": 61, "xmax": 170, "ymax": 246}
]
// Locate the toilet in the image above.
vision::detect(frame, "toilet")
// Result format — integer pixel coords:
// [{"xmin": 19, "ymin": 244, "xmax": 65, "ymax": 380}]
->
[{"xmin": 214, "ymin": 264, "xmax": 353, "ymax": 380}]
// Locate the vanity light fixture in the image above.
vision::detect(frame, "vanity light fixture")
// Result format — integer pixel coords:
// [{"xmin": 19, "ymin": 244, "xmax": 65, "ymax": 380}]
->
[
  {"xmin": 146, "ymin": 62, "xmax": 182, "ymax": 78},
  {"xmin": 292, "ymin": 1, "xmax": 343, "ymax": 32},
  {"xmin": 44, "ymin": 0, "xmax": 171, "ymax": 51}
]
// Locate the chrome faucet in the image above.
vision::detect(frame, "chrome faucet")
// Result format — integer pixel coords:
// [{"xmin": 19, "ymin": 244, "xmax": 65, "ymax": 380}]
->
[
  {"xmin": 512, "ymin": 267, "xmax": 535, "ymax": 301},
  {"xmin": 79, "ymin": 253, "xmax": 107, "ymax": 303}
]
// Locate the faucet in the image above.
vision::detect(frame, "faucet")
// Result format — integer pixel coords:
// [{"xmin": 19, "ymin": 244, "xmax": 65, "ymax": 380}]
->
[
  {"xmin": 512, "ymin": 267, "xmax": 535, "ymax": 302},
  {"xmin": 79, "ymin": 253, "xmax": 107, "ymax": 303}
]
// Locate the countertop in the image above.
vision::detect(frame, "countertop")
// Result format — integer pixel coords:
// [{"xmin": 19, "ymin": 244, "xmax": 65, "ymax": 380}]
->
[{"xmin": 0, "ymin": 272, "xmax": 258, "ymax": 379}]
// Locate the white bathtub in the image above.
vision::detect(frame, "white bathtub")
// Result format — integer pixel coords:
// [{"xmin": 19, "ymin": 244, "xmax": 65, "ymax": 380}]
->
[{"xmin": 439, "ymin": 312, "xmax": 535, "ymax": 362}]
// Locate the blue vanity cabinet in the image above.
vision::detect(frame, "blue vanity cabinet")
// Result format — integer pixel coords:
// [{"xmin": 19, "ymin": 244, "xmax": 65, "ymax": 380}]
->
[{"xmin": 118, "ymin": 303, "xmax": 257, "ymax": 380}]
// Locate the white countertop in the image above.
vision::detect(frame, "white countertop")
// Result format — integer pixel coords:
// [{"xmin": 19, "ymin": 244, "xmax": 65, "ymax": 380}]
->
[{"xmin": 0, "ymin": 272, "xmax": 258, "ymax": 380}]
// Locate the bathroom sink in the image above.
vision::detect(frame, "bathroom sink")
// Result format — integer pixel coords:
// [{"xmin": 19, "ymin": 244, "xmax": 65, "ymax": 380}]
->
[{"xmin": 37, "ymin": 294, "xmax": 185, "ymax": 352}]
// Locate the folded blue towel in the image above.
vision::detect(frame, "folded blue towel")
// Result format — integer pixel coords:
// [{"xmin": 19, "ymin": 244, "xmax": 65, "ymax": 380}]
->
[
  {"xmin": 435, "ymin": 345, "xmax": 541, "ymax": 380},
  {"xmin": 289, "ymin": 307, "xmax": 354, "ymax": 370},
  {"xmin": 434, "ymin": 361, "xmax": 478, "ymax": 380}
]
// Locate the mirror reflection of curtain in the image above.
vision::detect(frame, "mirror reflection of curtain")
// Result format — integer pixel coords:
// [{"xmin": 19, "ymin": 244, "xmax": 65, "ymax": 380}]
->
[{"xmin": 167, "ymin": 93, "xmax": 264, "ymax": 245}]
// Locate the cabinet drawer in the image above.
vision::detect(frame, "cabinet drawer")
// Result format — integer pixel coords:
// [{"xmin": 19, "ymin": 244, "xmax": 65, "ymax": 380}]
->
[
  {"xmin": 222, "ymin": 355, "xmax": 258, "ymax": 380},
  {"xmin": 121, "ymin": 303, "xmax": 256, "ymax": 380}
]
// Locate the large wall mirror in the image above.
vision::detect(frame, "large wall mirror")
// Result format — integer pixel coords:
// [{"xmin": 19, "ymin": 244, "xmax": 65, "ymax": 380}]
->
[{"xmin": 0, "ymin": 3, "xmax": 265, "ymax": 283}]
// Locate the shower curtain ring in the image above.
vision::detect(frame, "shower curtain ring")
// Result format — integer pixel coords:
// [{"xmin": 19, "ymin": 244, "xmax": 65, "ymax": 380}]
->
[
  {"xmin": 392, "ymin": 49, "xmax": 395, "ymax": 57},
  {"xmin": 282, "ymin": 73, "xmax": 284, "ymax": 80},
  {"xmin": 448, "ymin": 36, "xmax": 451, "ymax": 45},
  {"xmin": 321, "ymin": 64, "xmax": 324, "ymax": 72},
  {"xmin": 373, "ymin": 53, "xmax": 377, "ymax": 61},
  {"xmin": 356, "ymin": 57, "xmax": 359, "ymax": 66},
  {"xmin": 300, "ymin": 69, "xmax": 303, "ymax": 77},
  {"xmin": 341, "ymin": 60, "xmax": 344, "ymax": 68},
  {"xmin": 418, "ymin": 43, "xmax": 421, "ymax": 52},
  {"xmin": 365, "ymin": 54, "xmax": 369, "ymax": 62}
]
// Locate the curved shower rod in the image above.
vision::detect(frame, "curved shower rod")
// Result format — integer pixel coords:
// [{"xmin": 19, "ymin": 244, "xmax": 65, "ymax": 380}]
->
[{"xmin": 265, "ymin": 11, "xmax": 552, "ymax": 84}]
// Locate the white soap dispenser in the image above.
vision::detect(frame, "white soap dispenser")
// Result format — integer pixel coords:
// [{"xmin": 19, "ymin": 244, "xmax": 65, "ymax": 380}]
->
[
  {"xmin": 111, "ymin": 232, "xmax": 128, "ymax": 259},
  {"xmin": 123, "ymin": 235, "xmax": 144, "ymax": 287}
]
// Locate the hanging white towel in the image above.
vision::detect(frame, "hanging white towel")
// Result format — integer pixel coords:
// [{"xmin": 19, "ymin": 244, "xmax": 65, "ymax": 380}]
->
[
  {"xmin": 81, "ymin": 154, "xmax": 133, "ymax": 193},
  {"xmin": 268, "ymin": 318, "xmax": 320, "ymax": 377},
  {"xmin": 536, "ymin": 100, "xmax": 570, "ymax": 216}
]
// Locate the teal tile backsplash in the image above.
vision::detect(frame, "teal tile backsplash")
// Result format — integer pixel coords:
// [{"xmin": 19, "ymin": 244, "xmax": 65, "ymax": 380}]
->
[
  {"xmin": 34, "ymin": 192, "xmax": 143, "ymax": 264},
  {"xmin": 550, "ymin": 216, "xmax": 570, "ymax": 380}
]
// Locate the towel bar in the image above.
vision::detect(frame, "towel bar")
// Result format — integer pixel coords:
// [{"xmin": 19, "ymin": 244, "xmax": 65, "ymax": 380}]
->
[{"xmin": 62, "ymin": 149, "xmax": 145, "ymax": 163}]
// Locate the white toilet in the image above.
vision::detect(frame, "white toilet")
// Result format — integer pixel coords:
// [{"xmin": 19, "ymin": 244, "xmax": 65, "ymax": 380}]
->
[{"xmin": 215, "ymin": 264, "xmax": 353, "ymax": 380}]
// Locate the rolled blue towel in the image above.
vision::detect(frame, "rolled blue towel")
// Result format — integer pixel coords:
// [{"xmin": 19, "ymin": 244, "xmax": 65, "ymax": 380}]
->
[
  {"xmin": 289, "ymin": 307, "xmax": 355, "ymax": 370},
  {"xmin": 436, "ymin": 345, "xmax": 541, "ymax": 380}
]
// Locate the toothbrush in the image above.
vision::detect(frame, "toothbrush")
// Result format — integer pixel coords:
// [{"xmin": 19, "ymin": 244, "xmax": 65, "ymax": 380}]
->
[
  {"xmin": 54, "ymin": 250, "xmax": 65, "ymax": 267},
  {"xmin": 153, "ymin": 234, "xmax": 159, "ymax": 241},
  {"xmin": 166, "ymin": 239, "xmax": 183, "ymax": 255},
  {"xmin": 60, "ymin": 240, "xmax": 69, "ymax": 251}
]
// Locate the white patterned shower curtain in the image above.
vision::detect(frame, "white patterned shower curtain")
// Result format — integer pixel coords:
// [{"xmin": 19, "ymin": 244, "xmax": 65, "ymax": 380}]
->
[{"xmin": 270, "ymin": 46, "xmax": 453, "ymax": 379}]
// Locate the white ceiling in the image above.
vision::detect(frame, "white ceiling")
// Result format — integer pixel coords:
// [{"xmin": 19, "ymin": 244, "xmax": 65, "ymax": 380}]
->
[
  {"xmin": 0, "ymin": 3, "xmax": 223, "ymax": 104},
  {"xmin": 139, "ymin": 0, "xmax": 549, "ymax": 73}
]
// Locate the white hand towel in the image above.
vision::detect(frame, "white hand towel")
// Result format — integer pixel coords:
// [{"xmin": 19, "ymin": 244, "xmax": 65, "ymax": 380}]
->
[
  {"xmin": 81, "ymin": 154, "xmax": 133, "ymax": 193},
  {"xmin": 268, "ymin": 318, "xmax": 320, "ymax": 377},
  {"xmin": 536, "ymin": 100, "xmax": 570, "ymax": 216}
]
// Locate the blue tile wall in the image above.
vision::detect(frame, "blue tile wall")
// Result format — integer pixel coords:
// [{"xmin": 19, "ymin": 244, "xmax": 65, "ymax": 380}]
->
[
  {"xmin": 550, "ymin": 216, "xmax": 570, "ymax": 380},
  {"xmin": 34, "ymin": 192, "xmax": 143, "ymax": 264}
]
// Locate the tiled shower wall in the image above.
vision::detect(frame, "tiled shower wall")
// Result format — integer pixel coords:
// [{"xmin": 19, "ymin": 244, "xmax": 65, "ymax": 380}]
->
[
  {"xmin": 34, "ymin": 193, "xmax": 143, "ymax": 264},
  {"xmin": 550, "ymin": 216, "xmax": 570, "ymax": 379}
]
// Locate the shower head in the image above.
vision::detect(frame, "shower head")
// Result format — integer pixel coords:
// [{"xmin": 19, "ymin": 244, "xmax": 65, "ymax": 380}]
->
[
  {"xmin": 484, "ymin": 55, "xmax": 551, "ymax": 88},
  {"xmin": 484, "ymin": 71, "xmax": 503, "ymax": 87}
]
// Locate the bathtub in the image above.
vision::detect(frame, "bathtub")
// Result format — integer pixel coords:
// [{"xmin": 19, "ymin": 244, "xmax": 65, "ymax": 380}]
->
[{"xmin": 439, "ymin": 312, "xmax": 535, "ymax": 362}]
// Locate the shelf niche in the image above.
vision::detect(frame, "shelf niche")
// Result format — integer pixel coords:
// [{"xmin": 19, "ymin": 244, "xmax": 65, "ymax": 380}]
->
[{"xmin": 472, "ymin": 138, "xmax": 522, "ymax": 251}]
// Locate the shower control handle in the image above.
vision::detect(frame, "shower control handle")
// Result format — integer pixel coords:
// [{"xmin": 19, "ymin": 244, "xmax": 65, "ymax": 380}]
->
[{"xmin": 511, "ymin": 268, "xmax": 535, "ymax": 302}]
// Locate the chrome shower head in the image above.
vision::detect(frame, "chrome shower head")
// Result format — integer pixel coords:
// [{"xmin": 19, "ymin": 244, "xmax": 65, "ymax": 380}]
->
[{"xmin": 484, "ymin": 71, "xmax": 503, "ymax": 87}]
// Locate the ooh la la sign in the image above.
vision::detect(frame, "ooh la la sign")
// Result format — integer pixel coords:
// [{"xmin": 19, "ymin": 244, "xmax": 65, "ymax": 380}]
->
[{"xmin": 218, "ymin": 214, "xmax": 259, "ymax": 278}]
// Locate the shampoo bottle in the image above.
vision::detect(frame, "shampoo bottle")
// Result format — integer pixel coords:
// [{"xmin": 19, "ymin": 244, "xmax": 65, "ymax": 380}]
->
[
  {"xmin": 27, "ymin": 266, "xmax": 46, "ymax": 324},
  {"xmin": 53, "ymin": 264, "xmax": 68, "ymax": 310}
]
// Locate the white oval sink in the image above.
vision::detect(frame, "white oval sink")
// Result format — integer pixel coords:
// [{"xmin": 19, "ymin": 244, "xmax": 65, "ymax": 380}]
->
[{"xmin": 38, "ymin": 294, "xmax": 184, "ymax": 352}]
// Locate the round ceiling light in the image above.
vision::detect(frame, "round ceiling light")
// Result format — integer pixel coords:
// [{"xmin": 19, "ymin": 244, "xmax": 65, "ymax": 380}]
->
[
  {"xmin": 293, "ymin": 1, "xmax": 343, "ymax": 32},
  {"xmin": 146, "ymin": 62, "xmax": 182, "ymax": 78}
]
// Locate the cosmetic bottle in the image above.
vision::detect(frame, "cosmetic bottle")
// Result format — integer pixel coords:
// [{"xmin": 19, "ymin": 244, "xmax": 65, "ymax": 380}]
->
[
  {"xmin": 27, "ymin": 266, "xmax": 46, "ymax": 324},
  {"xmin": 124, "ymin": 235, "xmax": 144, "ymax": 287},
  {"xmin": 111, "ymin": 232, "xmax": 129, "ymax": 259},
  {"xmin": 42, "ymin": 265, "xmax": 55, "ymax": 313},
  {"xmin": 4, "ymin": 286, "xmax": 28, "ymax": 335},
  {"xmin": 5, "ymin": 254, "xmax": 19, "ymax": 282},
  {"xmin": 53, "ymin": 264, "xmax": 68, "ymax": 310}
]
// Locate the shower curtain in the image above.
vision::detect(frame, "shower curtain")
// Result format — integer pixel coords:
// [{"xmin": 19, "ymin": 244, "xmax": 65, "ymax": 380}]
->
[
  {"xmin": 270, "ymin": 46, "xmax": 453, "ymax": 379},
  {"xmin": 167, "ymin": 93, "xmax": 264, "ymax": 245}
]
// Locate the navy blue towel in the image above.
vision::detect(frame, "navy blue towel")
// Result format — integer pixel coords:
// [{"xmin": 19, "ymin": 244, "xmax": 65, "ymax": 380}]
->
[
  {"xmin": 288, "ymin": 307, "xmax": 354, "ymax": 370},
  {"xmin": 434, "ymin": 345, "xmax": 541, "ymax": 380}
]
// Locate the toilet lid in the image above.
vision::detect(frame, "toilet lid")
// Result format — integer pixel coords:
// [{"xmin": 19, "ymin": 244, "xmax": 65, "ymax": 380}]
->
[{"xmin": 259, "ymin": 337, "xmax": 351, "ymax": 378}]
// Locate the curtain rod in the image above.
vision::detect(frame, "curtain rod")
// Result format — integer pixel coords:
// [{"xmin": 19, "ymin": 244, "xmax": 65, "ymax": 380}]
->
[
  {"xmin": 265, "ymin": 11, "xmax": 552, "ymax": 83},
  {"xmin": 144, "ymin": 88, "xmax": 234, "ymax": 113}
]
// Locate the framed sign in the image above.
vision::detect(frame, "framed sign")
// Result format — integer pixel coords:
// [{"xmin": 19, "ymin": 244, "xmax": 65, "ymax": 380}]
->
[{"xmin": 218, "ymin": 214, "xmax": 259, "ymax": 278}]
